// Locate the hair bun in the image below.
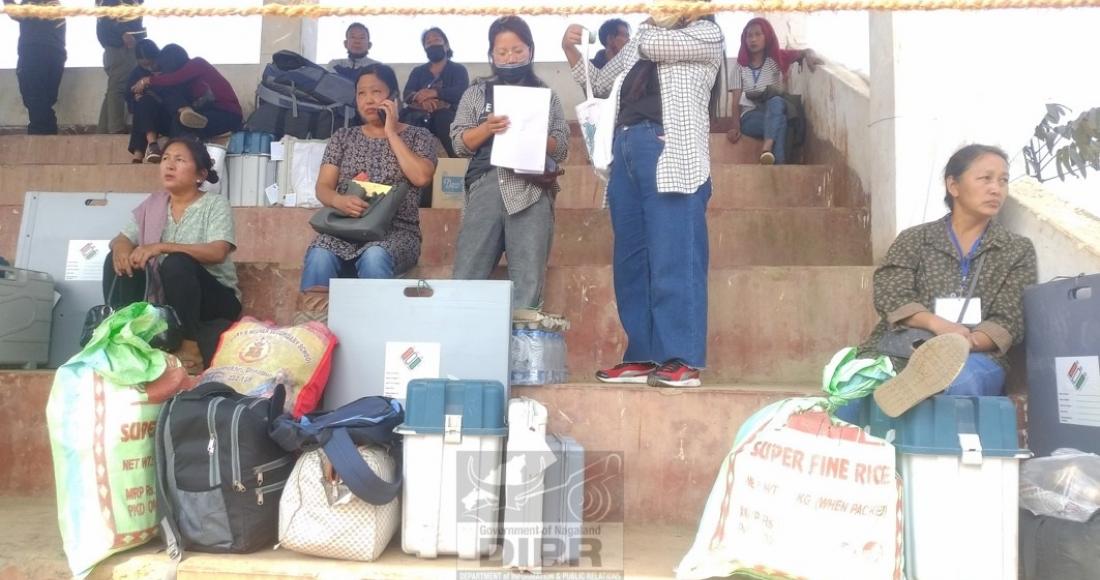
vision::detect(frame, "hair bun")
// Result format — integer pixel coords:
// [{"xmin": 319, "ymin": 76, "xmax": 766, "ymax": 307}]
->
[{"xmin": 205, "ymin": 169, "xmax": 220, "ymax": 184}]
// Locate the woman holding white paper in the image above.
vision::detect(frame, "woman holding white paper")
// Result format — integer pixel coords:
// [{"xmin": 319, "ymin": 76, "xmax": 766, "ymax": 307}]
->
[
  {"xmin": 562, "ymin": 4, "xmax": 724, "ymax": 388},
  {"xmin": 450, "ymin": 16, "xmax": 570, "ymax": 310}
]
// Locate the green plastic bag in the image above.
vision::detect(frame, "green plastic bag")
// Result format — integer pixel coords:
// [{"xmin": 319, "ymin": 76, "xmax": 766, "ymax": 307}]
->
[
  {"xmin": 46, "ymin": 303, "xmax": 169, "ymax": 578},
  {"xmin": 820, "ymin": 347, "xmax": 896, "ymax": 414}
]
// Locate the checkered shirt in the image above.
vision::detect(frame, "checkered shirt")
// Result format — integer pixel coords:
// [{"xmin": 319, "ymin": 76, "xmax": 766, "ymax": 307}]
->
[{"xmin": 572, "ymin": 20, "xmax": 725, "ymax": 196}]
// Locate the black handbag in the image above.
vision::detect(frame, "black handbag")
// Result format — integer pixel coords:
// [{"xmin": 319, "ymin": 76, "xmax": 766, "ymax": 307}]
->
[
  {"xmin": 80, "ymin": 275, "xmax": 184, "ymax": 351},
  {"xmin": 309, "ymin": 181, "xmax": 409, "ymax": 244},
  {"xmin": 876, "ymin": 253, "xmax": 986, "ymax": 359}
]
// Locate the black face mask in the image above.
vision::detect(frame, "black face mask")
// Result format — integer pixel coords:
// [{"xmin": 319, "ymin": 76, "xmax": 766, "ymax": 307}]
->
[
  {"xmin": 426, "ymin": 45, "xmax": 447, "ymax": 63},
  {"xmin": 492, "ymin": 61, "xmax": 532, "ymax": 85}
]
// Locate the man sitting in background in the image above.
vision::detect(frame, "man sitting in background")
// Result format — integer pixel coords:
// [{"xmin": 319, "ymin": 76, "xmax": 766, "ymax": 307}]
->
[
  {"xmin": 327, "ymin": 23, "xmax": 379, "ymax": 79},
  {"xmin": 5, "ymin": 0, "xmax": 66, "ymax": 135}
]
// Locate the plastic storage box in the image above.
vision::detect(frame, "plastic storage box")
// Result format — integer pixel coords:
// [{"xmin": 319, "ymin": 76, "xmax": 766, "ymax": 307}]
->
[
  {"xmin": 868, "ymin": 396, "xmax": 1029, "ymax": 580},
  {"xmin": 0, "ymin": 266, "xmax": 53, "ymax": 367},
  {"xmin": 503, "ymin": 398, "xmax": 586, "ymax": 571},
  {"xmin": 397, "ymin": 379, "xmax": 507, "ymax": 559}
]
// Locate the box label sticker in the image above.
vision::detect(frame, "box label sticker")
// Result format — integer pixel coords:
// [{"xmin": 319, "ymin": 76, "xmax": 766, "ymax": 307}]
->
[
  {"xmin": 64, "ymin": 240, "xmax": 110, "ymax": 281},
  {"xmin": 1055, "ymin": 356, "xmax": 1100, "ymax": 427},
  {"xmin": 383, "ymin": 342, "xmax": 441, "ymax": 400}
]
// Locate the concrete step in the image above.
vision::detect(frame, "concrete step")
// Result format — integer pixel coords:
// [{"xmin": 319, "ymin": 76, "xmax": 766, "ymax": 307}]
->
[
  {"xmin": 0, "ymin": 369, "xmax": 805, "ymax": 523},
  {"xmin": 0, "ymin": 163, "xmax": 856, "ymax": 209},
  {"xmin": 237, "ymin": 264, "xmax": 879, "ymax": 385},
  {"xmin": 0, "ymin": 205, "xmax": 871, "ymax": 270},
  {"xmin": 0, "ymin": 495, "xmax": 697, "ymax": 580},
  {"xmin": 0, "ymin": 131, "xmax": 763, "ymax": 168}
]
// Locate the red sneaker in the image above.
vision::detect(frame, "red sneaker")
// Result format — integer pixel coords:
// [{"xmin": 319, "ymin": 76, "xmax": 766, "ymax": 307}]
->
[
  {"xmin": 648, "ymin": 359, "xmax": 701, "ymax": 388},
  {"xmin": 596, "ymin": 362, "xmax": 658, "ymax": 384}
]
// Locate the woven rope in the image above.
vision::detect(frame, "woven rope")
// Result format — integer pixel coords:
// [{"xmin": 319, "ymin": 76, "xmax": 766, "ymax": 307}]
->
[{"xmin": 3, "ymin": 0, "xmax": 1098, "ymax": 20}]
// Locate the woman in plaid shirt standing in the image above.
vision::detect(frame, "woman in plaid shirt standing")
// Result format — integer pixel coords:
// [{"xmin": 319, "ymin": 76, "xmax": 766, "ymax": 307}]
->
[{"xmin": 563, "ymin": 2, "xmax": 724, "ymax": 388}]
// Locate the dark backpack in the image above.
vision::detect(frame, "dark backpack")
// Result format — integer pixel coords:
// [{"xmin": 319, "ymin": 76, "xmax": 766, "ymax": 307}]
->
[
  {"xmin": 264, "ymin": 50, "xmax": 356, "ymax": 108},
  {"xmin": 269, "ymin": 396, "xmax": 404, "ymax": 505},
  {"xmin": 155, "ymin": 383, "xmax": 294, "ymax": 560},
  {"xmin": 245, "ymin": 50, "xmax": 358, "ymax": 140}
]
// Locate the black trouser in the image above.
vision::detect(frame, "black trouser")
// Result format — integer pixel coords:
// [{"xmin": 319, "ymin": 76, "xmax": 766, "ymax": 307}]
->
[
  {"xmin": 128, "ymin": 93, "xmax": 173, "ymax": 154},
  {"xmin": 429, "ymin": 108, "xmax": 457, "ymax": 157},
  {"xmin": 16, "ymin": 47, "xmax": 66, "ymax": 135},
  {"xmin": 103, "ymin": 252, "xmax": 242, "ymax": 367},
  {"xmin": 157, "ymin": 85, "xmax": 242, "ymax": 140}
]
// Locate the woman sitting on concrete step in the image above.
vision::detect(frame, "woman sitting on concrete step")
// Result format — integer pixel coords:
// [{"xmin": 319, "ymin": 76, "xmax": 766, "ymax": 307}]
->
[
  {"xmin": 562, "ymin": 3, "xmax": 724, "ymax": 388},
  {"xmin": 726, "ymin": 17, "xmax": 821, "ymax": 165},
  {"xmin": 104, "ymin": 137, "xmax": 241, "ymax": 371},
  {"xmin": 296, "ymin": 64, "xmax": 437, "ymax": 324},
  {"xmin": 401, "ymin": 26, "xmax": 470, "ymax": 158},
  {"xmin": 450, "ymin": 16, "xmax": 569, "ymax": 311},
  {"xmin": 130, "ymin": 43, "xmax": 243, "ymax": 162},
  {"xmin": 833, "ymin": 144, "xmax": 1038, "ymax": 422}
]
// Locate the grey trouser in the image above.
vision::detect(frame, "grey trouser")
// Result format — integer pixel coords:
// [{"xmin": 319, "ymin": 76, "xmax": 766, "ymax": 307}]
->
[
  {"xmin": 452, "ymin": 169, "xmax": 554, "ymax": 310},
  {"xmin": 99, "ymin": 45, "xmax": 136, "ymax": 134}
]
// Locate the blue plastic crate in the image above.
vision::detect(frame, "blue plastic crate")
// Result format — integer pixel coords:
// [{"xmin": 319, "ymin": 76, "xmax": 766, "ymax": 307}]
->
[
  {"xmin": 400, "ymin": 379, "xmax": 507, "ymax": 435},
  {"xmin": 865, "ymin": 395, "xmax": 1026, "ymax": 458}
]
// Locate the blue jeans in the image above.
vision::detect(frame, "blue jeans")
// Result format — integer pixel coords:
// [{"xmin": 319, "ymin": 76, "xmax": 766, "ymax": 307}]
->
[
  {"xmin": 606, "ymin": 121, "xmax": 711, "ymax": 368},
  {"xmin": 834, "ymin": 353, "xmax": 1007, "ymax": 423},
  {"xmin": 299, "ymin": 245, "xmax": 395, "ymax": 290},
  {"xmin": 740, "ymin": 95, "xmax": 788, "ymax": 164}
]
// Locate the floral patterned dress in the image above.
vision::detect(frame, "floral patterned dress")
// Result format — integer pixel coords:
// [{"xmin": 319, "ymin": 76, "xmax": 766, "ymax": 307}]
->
[{"xmin": 308, "ymin": 125, "xmax": 438, "ymax": 275}]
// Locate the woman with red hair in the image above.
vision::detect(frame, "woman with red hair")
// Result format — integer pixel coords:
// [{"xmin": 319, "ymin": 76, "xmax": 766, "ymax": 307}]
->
[{"xmin": 727, "ymin": 17, "xmax": 821, "ymax": 165}]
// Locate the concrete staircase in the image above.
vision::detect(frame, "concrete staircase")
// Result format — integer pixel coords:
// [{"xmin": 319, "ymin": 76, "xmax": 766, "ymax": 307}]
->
[{"xmin": 0, "ymin": 129, "xmax": 876, "ymax": 579}]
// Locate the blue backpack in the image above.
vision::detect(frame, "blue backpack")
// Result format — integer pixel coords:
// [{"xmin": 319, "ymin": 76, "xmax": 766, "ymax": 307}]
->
[{"xmin": 269, "ymin": 397, "xmax": 404, "ymax": 505}]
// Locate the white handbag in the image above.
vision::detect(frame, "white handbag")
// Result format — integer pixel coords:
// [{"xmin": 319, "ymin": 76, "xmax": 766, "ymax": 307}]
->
[
  {"xmin": 278, "ymin": 446, "xmax": 400, "ymax": 561},
  {"xmin": 574, "ymin": 32, "xmax": 619, "ymax": 184}
]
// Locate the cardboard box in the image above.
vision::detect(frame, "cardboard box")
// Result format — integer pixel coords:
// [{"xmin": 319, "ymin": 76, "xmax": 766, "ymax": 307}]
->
[{"xmin": 431, "ymin": 157, "xmax": 469, "ymax": 209}]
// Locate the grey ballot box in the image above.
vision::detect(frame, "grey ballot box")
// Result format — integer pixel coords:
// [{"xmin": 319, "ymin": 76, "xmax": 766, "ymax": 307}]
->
[
  {"xmin": 324, "ymin": 279, "xmax": 512, "ymax": 410},
  {"xmin": 15, "ymin": 192, "xmax": 147, "ymax": 368}
]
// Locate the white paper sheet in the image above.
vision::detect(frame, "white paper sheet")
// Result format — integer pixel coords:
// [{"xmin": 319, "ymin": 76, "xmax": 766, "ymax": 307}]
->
[
  {"xmin": 64, "ymin": 240, "xmax": 110, "ymax": 281},
  {"xmin": 490, "ymin": 85, "xmax": 552, "ymax": 174}
]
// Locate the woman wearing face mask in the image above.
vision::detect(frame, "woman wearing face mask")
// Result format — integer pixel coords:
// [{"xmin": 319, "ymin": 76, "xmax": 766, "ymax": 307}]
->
[
  {"xmin": 402, "ymin": 27, "xmax": 469, "ymax": 158},
  {"xmin": 450, "ymin": 16, "xmax": 569, "ymax": 311},
  {"xmin": 562, "ymin": 2, "xmax": 724, "ymax": 388}
]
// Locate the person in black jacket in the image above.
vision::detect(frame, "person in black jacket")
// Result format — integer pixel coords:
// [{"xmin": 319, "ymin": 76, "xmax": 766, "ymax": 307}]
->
[
  {"xmin": 400, "ymin": 27, "xmax": 469, "ymax": 157},
  {"xmin": 96, "ymin": 0, "xmax": 144, "ymax": 134},
  {"xmin": 5, "ymin": 0, "xmax": 66, "ymax": 135}
]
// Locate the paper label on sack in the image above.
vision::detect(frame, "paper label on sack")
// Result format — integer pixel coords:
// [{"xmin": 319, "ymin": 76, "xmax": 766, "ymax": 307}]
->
[
  {"xmin": 1055, "ymin": 356, "xmax": 1100, "ymax": 427},
  {"xmin": 678, "ymin": 411, "xmax": 902, "ymax": 580},
  {"xmin": 383, "ymin": 342, "xmax": 441, "ymax": 399},
  {"xmin": 64, "ymin": 240, "xmax": 110, "ymax": 281}
]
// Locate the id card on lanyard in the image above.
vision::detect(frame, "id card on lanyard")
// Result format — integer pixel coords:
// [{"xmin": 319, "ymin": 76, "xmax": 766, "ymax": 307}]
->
[{"xmin": 934, "ymin": 218, "xmax": 988, "ymax": 326}]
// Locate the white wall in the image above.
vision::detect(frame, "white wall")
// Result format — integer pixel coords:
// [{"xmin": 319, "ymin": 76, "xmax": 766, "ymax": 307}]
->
[{"xmin": 1002, "ymin": 179, "xmax": 1100, "ymax": 281}]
